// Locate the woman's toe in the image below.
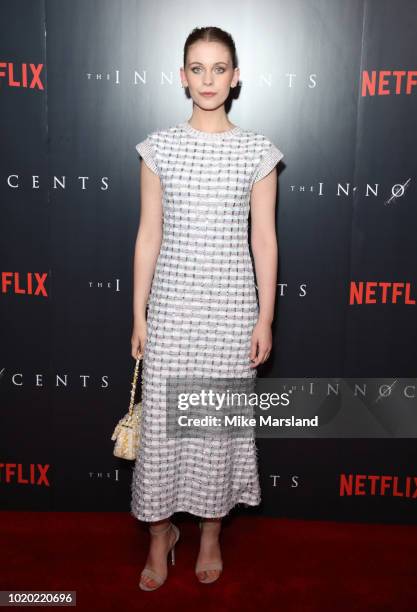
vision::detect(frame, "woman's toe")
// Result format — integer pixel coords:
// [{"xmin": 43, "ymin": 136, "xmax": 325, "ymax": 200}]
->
[{"xmin": 142, "ymin": 575, "xmax": 156, "ymax": 588}]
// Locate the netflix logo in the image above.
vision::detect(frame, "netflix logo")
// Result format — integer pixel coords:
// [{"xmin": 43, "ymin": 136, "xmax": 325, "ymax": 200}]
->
[
  {"xmin": 0, "ymin": 463, "xmax": 50, "ymax": 486},
  {"xmin": 1, "ymin": 272, "xmax": 48, "ymax": 297},
  {"xmin": 349, "ymin": 281, "xmax": 415, "ymax": 305},
  {"xmin": 361, "ymin": 70, "xmax": 417, "ymax": 96},
  {"xmin": 340, "ymin": 474, "xmax": 417, "ymax": 498},
  {"xmin": 0, "ymin": 62, "xmax": 44, "ymax": 90}
]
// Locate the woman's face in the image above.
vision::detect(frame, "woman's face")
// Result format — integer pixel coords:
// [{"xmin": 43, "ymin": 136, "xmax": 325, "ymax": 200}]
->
[{"xmin": 181, "ymin": 40, "xmax": 239, "ymax": 110}]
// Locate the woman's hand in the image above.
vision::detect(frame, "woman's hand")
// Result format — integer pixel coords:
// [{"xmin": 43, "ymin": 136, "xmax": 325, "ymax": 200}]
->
[
  {"xmin": 249, "ymin": 319, "xmax": 272, "ymax": 368},
  {"xmin": 131, "ymin": 317, "xmax": 148, "ymax": 359}
]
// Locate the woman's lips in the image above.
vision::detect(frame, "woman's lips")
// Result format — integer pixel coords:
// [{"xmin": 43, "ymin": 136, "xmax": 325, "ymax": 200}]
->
[{"xmin": 200, "ymin": 92, "xmax": 216, "ymax": 97}]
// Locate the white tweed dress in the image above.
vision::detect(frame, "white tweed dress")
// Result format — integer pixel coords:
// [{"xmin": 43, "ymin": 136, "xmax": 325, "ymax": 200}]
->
[{"xmin": 131, "ymin": 120, "xmax": 284, "ymax": 522}]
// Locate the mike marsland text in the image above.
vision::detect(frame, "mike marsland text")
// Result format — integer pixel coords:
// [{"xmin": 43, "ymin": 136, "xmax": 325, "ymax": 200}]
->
[{"xmin": 224, "ymin": 414, "xmax": 319, "ymax": 427}]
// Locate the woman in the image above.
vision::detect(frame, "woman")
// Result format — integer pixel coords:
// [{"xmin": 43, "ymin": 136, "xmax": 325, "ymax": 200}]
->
[{"xmin": 131, "ymin": 26, "xmax": 283, "ymax": 590}]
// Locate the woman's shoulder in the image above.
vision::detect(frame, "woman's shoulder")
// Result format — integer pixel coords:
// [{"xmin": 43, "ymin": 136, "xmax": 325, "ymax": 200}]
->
[
  {"xmin": 241, "ymin": 126, "xmax": 278, "ymax": 146},
  {"xmin": 240, "ymin": 127, "xmax": 284, "ymax": 165},
  {"xmin": 142, "ymin": 123, "xmax": 185, "ymax": 143},
  {"xmin": 135, "ymin": 124, "xmax": 182, "ymax": 160}
]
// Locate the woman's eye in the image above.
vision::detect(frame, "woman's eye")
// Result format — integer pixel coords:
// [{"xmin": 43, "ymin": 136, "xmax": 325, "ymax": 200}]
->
[{"xmin": 191, "ymin": 67, "xmax": 225, "ymax": 74}]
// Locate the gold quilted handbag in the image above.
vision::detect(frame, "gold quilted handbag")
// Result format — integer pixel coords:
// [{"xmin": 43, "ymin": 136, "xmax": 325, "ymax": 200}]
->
[{"xmin": 111, "ymin": 355, "xmax": 142, "ymax": 460}]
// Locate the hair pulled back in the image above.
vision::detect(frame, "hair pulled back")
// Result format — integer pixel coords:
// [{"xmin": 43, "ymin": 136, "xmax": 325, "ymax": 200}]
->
[{"xmin": 183, "ymin": 26, "xmax": 238, "ymax": 70}]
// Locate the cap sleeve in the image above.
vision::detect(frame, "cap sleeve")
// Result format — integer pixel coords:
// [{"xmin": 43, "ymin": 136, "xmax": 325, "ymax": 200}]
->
[
  {"xmin": 135, "ymin": 137, "xmax": 159, "ymax": 176},
  {"xmin": 252, "ymin": 140, "xmax": 284, "ymax": 186}
]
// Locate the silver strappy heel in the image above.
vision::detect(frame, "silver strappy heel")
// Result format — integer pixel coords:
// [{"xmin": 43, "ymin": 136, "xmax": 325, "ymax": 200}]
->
[
  {"xmin": 195, "ymin": 519, "xmax": 223, "ymax": 584},
  {"xmin": 139, "ymin": 521, "xmax": 180, "ymax": 591}
]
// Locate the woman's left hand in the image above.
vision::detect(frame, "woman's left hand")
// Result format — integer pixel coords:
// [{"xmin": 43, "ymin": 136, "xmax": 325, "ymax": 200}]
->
[{"xmin": 249, "ymin": 319, "xmax": 273, "ymax": 368}]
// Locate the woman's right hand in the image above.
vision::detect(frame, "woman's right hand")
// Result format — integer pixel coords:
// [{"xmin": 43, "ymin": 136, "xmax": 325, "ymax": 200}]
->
[{"xmin": 131, "ymin": 318, "xmax": 147, "ymax": 359}]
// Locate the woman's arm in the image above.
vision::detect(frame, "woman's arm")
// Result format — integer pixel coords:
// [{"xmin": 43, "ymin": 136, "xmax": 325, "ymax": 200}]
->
[
  {"xmin": 249, "ymin": 168, "xmax": 278, "ymax": 366},
  {"xmin": 131, "ymin": 161, "xmax": 163, "ymax": 357}
]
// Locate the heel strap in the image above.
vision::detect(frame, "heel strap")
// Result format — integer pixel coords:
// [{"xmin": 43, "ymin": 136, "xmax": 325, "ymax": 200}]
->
[
  {"xmin": 196, "ymin": 561, "xmax": 223, "ymax": 572},
  {"xmin": 141, "ymin": 567, "xmax": 164, "ymax": 586},
  {"xmin": 149, "ymin": 521, "xmax": 172, "ymax": 535}
]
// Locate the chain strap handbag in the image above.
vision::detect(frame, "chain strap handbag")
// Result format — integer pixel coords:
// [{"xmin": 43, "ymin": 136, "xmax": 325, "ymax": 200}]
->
[{"xmin": 111, "ymin": 355, "xmax": 143, "ymax": 460}]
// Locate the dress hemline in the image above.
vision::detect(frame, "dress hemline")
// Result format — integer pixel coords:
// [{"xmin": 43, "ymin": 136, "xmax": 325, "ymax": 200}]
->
[{"xmin": 130, "ymin": 495, "xmax": 261, "ymax": 523}]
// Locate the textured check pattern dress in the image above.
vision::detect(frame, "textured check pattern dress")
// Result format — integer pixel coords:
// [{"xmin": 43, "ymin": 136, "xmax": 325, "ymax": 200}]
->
[{"xmin": 131, "ymin": 120, "xmax": 284, "ymax": 522}]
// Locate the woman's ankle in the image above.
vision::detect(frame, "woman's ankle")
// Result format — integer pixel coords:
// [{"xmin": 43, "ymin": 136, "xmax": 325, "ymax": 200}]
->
[
  {"xmin": 148, "ymin": 519, "xmax": 171, "ymax": 534},
  {"xmin": 200, "ymin": 518, "xmax": 221, "ymax": 526}
]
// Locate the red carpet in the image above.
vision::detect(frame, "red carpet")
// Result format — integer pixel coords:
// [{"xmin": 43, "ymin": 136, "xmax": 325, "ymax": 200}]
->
[{"xmin": 2, "ymin": 512, "xmax": 416, "ymax": 611}]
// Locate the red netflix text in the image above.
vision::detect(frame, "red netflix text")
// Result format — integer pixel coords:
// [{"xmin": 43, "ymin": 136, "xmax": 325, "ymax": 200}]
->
[
  {"xmin": 0, "ymin": 62, "xmax": 44, "ymax": 90},
  {"xmin": 1, "ymin": 272, "xmax": 48, "ymax": 297},
  {"xmin": 0, "ymin": 463, "xmax": 50, "ymax": 486},
  {"xmin": 361, "ymin": 70, "xmax": 417, "ymax": 96},
  {"xmin": 349, "ymin": 281, "xmax": 415, "ymax": 305},
  {"xmin": 340, "ymin": 474, "xmax": 417, "ymax": 498}
]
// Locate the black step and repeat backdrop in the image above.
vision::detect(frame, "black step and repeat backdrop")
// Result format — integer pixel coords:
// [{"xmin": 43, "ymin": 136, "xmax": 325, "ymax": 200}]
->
[{"xmin": 1, "ymin": 0, "xmax": 416, "ymax": 523}]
